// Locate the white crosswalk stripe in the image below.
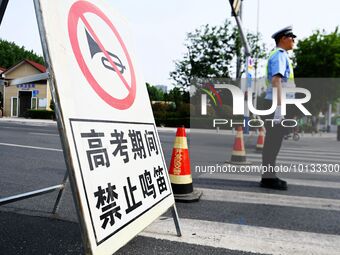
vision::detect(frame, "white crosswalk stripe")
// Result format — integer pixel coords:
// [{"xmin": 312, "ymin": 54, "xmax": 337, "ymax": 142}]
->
[
  {"xmin": 199, "ymin": 187, "xmax": 340, "ymax": 211},
  {"xmin": 281, "ymin": 147, "xmax": 340, "ymax": 155},
  {"xmin": 247, "ymin": 154, "xmax": 338, "ymax": 164},
  {"xmin": 141, "ymin": 218, "xmax": 340, "ymax": 255},
  {"xmin": 199, "ymin": 173, "xmax": 340, "ymax": 189},
  {"xmin": 246, "ymin": 145, "xmax": 340, "ymax": 165},
  {"xmin": 141, "ymin": 142, "xmax": 340, "ymax": 254},
  {"xmin": 141, "ymin": 180, "xmax": 340, "ymax": 254}
]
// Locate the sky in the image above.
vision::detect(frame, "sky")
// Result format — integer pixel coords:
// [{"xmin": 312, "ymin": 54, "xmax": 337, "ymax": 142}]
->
[{"xmin": 0, "ymin": 0, "xmax": 339, "ymax": 89}]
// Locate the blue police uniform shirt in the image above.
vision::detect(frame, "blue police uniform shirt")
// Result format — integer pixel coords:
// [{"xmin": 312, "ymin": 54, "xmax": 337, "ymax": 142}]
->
[{"xmin": 265, "ymin": 48, "xmax": 295, "ymax": 100}]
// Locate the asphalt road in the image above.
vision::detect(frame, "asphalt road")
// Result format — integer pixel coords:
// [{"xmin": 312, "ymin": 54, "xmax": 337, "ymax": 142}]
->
[{"xmin": 0, "ymin": 119, "xmax": 340, "ymax": 254}]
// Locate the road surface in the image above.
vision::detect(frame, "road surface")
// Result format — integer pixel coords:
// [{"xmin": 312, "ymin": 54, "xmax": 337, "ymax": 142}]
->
[{"xmin": 0, "ymin": 119, "xmax": 339, "ymax": 254}]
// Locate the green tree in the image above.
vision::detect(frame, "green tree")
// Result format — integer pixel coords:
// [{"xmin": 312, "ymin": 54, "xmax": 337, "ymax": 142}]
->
[
  {"xmin": 294, "ymin": 28, "xmax": 340, "ymax": 115},
  {"xmin": 170, "ymin": 20, "xmax": 267, "ymax": 88},
  {"xmin": 146, "ymin": 83, "xmax": 164, "ymax": 101},
  {"xmin": 170, "ymin": 20, "xmax": 236, "ymax": 88},
  {"xmin": 167, "ymin": 87, "xmax": 182, "ymax": 107},
  {"xmin": 246, "ymin": 32, "xmax": 268, "ymax": 79},
  {"xmin": 0, "ymin": 39, "xmax": 44, "ymax": 68},
  {"xmin": 295, "ymin": 28, "xmax": 340, "ymax": 77}
]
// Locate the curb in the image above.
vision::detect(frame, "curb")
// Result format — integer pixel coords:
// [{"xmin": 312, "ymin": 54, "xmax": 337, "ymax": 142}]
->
[{"xmin": 0, "ymin": 117, "xmax": 57, "ymax": 125}]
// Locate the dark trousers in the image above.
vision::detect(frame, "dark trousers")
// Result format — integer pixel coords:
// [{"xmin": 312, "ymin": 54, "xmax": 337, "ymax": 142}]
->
[{"xmin": 261, "ymin": 101, "xmax": 294, "ymax": 179}]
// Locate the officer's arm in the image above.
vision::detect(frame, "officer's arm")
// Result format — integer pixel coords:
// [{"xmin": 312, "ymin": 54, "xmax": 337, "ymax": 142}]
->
[{"xmin": 272, "ymin": 75, "xmax": 282, "ymax": 106}]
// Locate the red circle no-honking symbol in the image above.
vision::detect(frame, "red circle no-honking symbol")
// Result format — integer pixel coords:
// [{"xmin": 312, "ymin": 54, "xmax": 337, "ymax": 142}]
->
[{"xmin": 68, "ymin": 1, "xmax": 136, "ymax": 110}]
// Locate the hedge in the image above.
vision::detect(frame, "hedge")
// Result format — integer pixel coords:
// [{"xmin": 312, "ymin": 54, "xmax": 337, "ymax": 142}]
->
[
  {"xmin": 155, "ymin": 117, "xmax": 190, "ymax": 128},
  {"xmin": 25, "ymin": 110, "xmax": 55, "ymax": 120}
]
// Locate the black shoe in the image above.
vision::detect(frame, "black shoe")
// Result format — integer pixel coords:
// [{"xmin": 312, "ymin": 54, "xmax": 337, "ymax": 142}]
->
[{"xmin": 260, "ymin": 178, "xmax": 288, "ymax": 190}]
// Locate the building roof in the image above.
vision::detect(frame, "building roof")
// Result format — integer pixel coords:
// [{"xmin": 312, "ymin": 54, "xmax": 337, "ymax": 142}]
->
[
  {"xmin": 0, "ymin": 67, "xmax": 6, "ymax": 72},
  {"xmin": 25, "ymin": 59, "xmax": 46, "ymax": 73},
  {"xmin": 3, "ymin": 59, "xmax": 46, "ymax": 75}
]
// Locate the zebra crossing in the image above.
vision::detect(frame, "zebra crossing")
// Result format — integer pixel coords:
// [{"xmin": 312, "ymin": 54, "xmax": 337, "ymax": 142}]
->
[
  {"xmin": 247, "ymin": 146, "xmax": 340, "ymax": 165},
  {"xmin": 139, "ymin": 144, "xmax": 340, "ymax": 255},
  {"xmin": 141, "ymin": 217, "xmax": 340, "ymax": 255},
  {"xmin": 1, "ymin": 122, "xmax": 339, "ymax": 254}
]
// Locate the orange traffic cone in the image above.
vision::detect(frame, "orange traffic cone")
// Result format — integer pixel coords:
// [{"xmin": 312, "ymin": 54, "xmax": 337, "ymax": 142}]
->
[
  {"xmin": 255, "ymin": 127, "xmax": 265, "ymax": 152},
  {"xmin": 227, "ymin": 126, "xmax": 251, "ymax": 165},
  {"xmin": 169, "ymin": 127, "xmax": 202, "ymax": 202}
]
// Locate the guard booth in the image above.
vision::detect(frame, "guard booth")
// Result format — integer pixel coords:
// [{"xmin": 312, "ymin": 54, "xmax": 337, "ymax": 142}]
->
[{"xmin": 1, "ymin": 59, "xmax": 52, "ymax": 117}]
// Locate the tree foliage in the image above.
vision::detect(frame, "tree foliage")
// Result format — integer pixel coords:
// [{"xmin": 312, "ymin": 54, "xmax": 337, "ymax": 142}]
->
[
  {"xmin": 294, "ymin": 28, "xmax": 340, "ymax": 77},
  {"xmin": 0, "ymin": 39, "xmax": 44, "ymax": 68},
  {"xmin": 294, "ymin": 28, "xmax": 340, "ymax": 114},
  {"xmin": 170, "ymin": 20, "xmax": 236, "ymax": 87},
  {"xmin": 146, "ymin": 83, "xmax": 190, "ymax": 127},
  {"xmin": 146, "ymin": 83, "xmax": 164, "ymax": 101},
  {"xmin": 166, "ymin": 87, "xmax": 189, "ymax": 107},
  {"xmin": 246, "ymin": 32, "xmax": 268, "ymax": 78},
  {"xmin": 146, "ymin": 83, "xmax": 189, "ymax": 108},
  {"xmin": 170, "ymin": 20, "xmax": 268, "ymax": 88}
]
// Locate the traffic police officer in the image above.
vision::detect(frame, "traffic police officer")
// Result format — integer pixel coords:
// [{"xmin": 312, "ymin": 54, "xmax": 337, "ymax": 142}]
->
[{"xmin": 260, "ymin": 26, "xmax": 296, "ymax": 190}]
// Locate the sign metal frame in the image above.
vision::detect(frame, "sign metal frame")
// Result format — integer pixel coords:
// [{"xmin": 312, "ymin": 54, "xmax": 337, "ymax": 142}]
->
[{"xmin": 32, "ymin": 0, "xmax": 181, "ymax": 254}]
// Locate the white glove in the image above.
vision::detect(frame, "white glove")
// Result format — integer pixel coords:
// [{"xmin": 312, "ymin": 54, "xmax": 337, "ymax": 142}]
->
[{"xmin": 274, "ymin": 105, "xmax": 284, "ymax": 124}]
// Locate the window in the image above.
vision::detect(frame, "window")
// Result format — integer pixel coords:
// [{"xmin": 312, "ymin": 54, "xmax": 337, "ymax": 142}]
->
[
  {"xmin": 38, "ymin": 98, "xmax": 47, "ymax": 109},
  {"xmin": 11, "ymin": 97, "xmax": 18, "ymax": 117},
  {"xmin": 31, "ymin": 97, "xmax": 38, "ymax": 109}
]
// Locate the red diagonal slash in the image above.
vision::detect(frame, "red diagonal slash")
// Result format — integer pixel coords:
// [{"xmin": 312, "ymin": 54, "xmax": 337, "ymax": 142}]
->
[{"xmin": 80, "ymin": 15, "xmax": 130, "ymax": 92}]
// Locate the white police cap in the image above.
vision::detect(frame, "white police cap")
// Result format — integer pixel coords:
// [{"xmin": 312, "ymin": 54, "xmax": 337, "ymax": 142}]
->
[{"xmin": 271, "ymin": 26, "xmax": 296, "ymax": 40}]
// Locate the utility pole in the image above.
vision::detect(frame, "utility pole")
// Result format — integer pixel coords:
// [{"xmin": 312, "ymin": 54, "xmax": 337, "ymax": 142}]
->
[
  {"xmin": 235, "ymin": 0, "xmax": 243, "ymax": 79},
  {"xmin": 253, "ymin": 0, "xmax": 260, "ymax": 114},
  {"xmin": 229, "ymin": 0, "xmax": 252, "ymax": 134}
]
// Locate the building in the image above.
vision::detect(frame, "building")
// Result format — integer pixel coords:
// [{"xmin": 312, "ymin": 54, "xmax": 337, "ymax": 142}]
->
[
  {"xmin": 1, "ymin": 59, "xmax": 52, "ymax": 117},
  {"xmin": 155, "ymin": 84, "xmax": 168, "ymax": 93}
]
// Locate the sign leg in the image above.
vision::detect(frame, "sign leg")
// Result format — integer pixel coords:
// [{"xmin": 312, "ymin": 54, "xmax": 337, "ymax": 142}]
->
[
  {"xmin": 52, "ymin": 171, "xmax": 69, "ymax": 214},
  {"xmin": 171, "ymin": 205, "xmax": 182, "ymax": 237}
]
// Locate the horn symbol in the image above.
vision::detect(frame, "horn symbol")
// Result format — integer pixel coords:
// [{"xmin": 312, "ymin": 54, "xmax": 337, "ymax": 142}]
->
[{"xmin": 85, "ymin": 29, "xmax": 126, "ymax": 74}]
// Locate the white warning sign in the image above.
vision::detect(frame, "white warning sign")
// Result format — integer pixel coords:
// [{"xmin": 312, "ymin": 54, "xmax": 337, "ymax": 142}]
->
[
  {"xmin": 35, "ymin": 0, "xmax": 175, "ymax": 254},
  {"xmin": 70, "ymin": 119, "xmax": 172, "ymax": 244}
]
